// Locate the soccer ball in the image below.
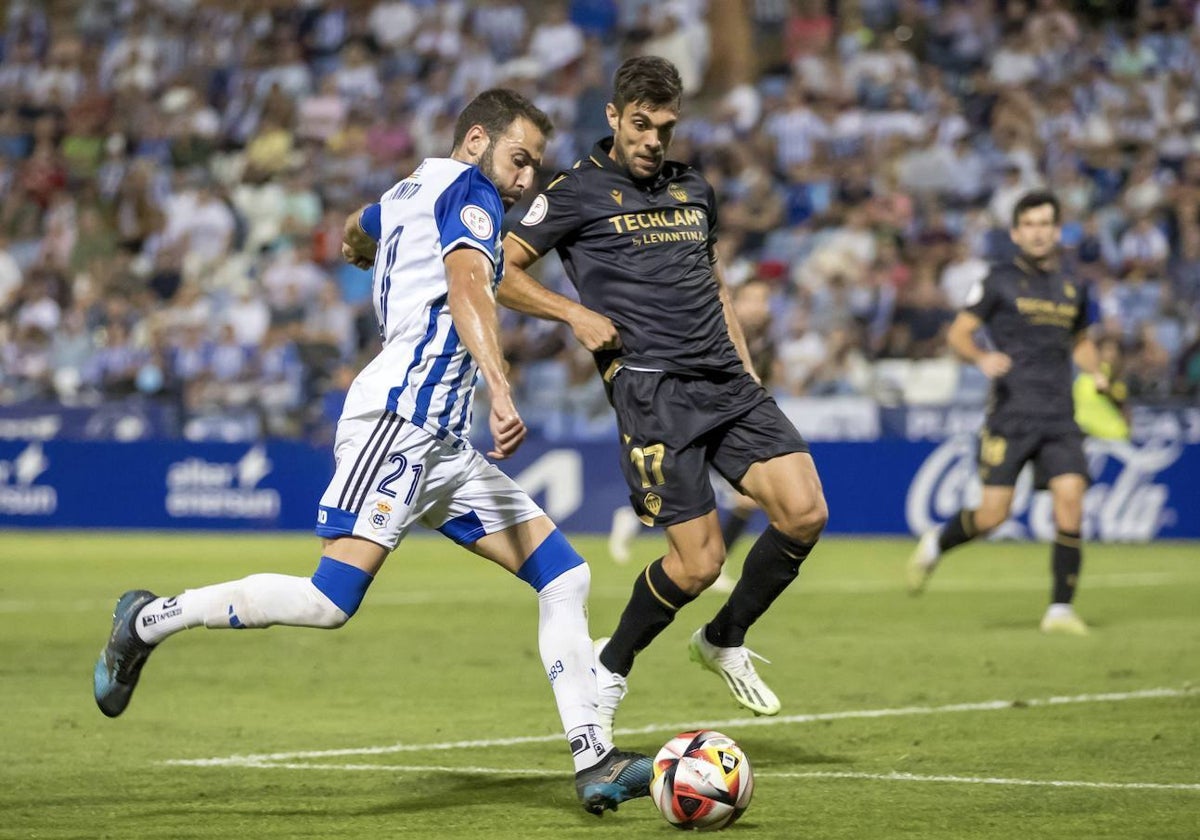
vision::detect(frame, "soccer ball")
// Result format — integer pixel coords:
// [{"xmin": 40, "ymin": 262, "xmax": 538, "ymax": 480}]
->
[{"xmin": 649, "ymin": 730, "xmax": 754, "ymax": 831}]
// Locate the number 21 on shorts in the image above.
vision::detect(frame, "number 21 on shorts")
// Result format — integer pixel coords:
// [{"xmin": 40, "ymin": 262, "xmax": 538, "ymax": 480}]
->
[{"xmin": 377, "ymin": 453, "xmax": 424, "ymax": 504}]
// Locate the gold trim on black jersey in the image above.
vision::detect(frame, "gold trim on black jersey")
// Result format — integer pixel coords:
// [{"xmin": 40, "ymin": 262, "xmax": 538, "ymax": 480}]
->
[{"xmin": 506, "ymin": 232, "xmax": 541, "ymax": 257}]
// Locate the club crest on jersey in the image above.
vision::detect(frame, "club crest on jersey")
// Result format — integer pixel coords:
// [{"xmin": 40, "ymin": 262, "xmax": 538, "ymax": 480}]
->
[
  {"xmin": 610, "ymin": 189, "xmax": 623, "ymax": 206},
  {"xmin": 644, "ymin": 492, "xmax": 662, "ymax": 516},
  {"xmin": 521, "ymin": 194, "xmax": 548, "ymax": 226},
  {"xmin": 1064, "ymin": 283, "xmax": 1076, "ymax": 299},
  {"xmin": 668, "ymin": 183, "xmax": 687, "ymax": 202},
  {"xmin": 460, "ymin": 205, "xmax": 494, "ymax": 239}
]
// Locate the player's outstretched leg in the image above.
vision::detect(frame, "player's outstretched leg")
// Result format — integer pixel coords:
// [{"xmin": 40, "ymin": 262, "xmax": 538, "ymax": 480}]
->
[
  {"xmin": 93, "ymin": 590, "xmax": 159, "ymax": 718},
  {"xmin": 575, "ymin": 748, "xmax": 653, "ymax": 815},
  {"xmin": 696, "ymin": 523, "xmax": 815, "ymax": 716},
  {"xmin": 908, "ymin": 509, "xmax": 984, "ymax": 595},
  {"xmin": 688, "ymin": 626, "xmax": 780, "ymax": 716},
  {"xmin": 92, "ymin": 558, "xmax": 373, "ymax": 717},
  {"xmin": 500, "ymin": 522, "xmax": 651, "ymax": 813},
  {"xmin": 1040, "ymin": 525, "xmax": 1087, "ymax": 635},
  {"xmin": 700, "ymin": 453, "xmax": 823, "ymax": 715}
]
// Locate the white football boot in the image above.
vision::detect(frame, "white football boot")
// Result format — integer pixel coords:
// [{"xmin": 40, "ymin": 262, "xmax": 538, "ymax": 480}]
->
[
  {"xmin": 906, "ymin": 527, "xmax": 942, "ymax": 595},
  {"xmin": 688, "ymin": 627, "xmax": 781, "ymax": 716},
  {"xmin": 1040, "ymin": 604, "xmax": 1089, "ymax": 636}
]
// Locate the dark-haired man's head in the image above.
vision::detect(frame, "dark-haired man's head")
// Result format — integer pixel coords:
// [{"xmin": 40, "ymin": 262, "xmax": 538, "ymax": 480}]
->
[
  {"xmin": 1010, "ymin": 190, "xmax": 1062, "ymax": 262},
  {"xmin": 452, "ymin": 88, "xmax": 553, "ymax": 207},
  {"xmin": 606, "ymin": 56, "xmax": 683, "ymax": 179}
]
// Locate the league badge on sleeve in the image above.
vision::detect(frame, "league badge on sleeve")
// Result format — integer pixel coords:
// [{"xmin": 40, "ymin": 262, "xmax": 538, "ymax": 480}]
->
[
  {"xmin": 460, "ymin": 205, "xmax": 494, "ymax": 240},
  {"xmin": 521, "ymin": 194, "xmax": 548, "ymax": 226}
]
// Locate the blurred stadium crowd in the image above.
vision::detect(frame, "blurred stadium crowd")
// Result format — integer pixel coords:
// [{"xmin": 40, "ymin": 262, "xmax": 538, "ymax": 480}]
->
[{"xmin": 0, "ymin": 0, "xmax": 1197, "ymax": 441}]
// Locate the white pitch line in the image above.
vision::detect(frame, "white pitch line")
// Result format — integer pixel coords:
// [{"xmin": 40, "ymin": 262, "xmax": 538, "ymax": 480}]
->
[
  {"xmin": 165, "ymin": 686, "xmax": 1197, "ymax": 767},
  {"xmin": 774, "ymin": 771, "xmax": 1200, "ymax": 792},
  {"xmin": 160, "ymin": 761, "xmax": 1200, "ymax": 793}
]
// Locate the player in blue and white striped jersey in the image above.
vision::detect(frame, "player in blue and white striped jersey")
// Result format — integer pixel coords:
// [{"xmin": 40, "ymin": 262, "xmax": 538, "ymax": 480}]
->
[{"xmin": 94, "ymin": 89, "xmax": 651, "ymax": 815}]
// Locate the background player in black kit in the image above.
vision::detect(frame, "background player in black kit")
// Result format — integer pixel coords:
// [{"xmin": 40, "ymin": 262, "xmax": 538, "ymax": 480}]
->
[
  {"xmin": 499, "ymin": 57, "xmax": 828, "ymax": 737},
  {"xmin": 907, "ymin": 191, "xmax": 1108, "ymax": 636}
]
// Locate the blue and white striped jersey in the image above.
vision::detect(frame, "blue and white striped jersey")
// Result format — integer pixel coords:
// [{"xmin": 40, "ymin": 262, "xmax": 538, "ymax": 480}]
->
[{"xmin": 342, "ymin": 158, "xmax": 505, "ymax": 449}]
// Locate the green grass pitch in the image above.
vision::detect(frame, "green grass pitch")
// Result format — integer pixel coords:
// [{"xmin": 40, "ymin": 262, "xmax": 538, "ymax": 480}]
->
[{"xmin": 1, "ymin": 531, "xmax": 1196, "ymax": 839}]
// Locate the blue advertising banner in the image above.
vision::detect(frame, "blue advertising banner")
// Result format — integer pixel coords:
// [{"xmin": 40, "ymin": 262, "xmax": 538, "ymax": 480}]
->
[
  {"xmin": 1, "ymin": 433, "xmax": 1197, "ymax": 540},
  {"xmin": 0, "ymin": 400, "xmax": 179, "ymax": 442},
  {"xmin": 0, "ymin": 441, "xmax": 330, "ymax": 531}
]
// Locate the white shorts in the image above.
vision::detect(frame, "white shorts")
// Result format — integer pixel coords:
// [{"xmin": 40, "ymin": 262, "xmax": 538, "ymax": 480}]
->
[{"xmin": 316, "ymin": 411, "xmax": 544, "ymax": 550}]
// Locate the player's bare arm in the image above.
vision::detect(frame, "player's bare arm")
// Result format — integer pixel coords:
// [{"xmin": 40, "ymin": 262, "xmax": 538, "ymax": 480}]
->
[
  {"xmin": 1073, "ymin": 332, "xmax": 1109, "ymax": 392},
  {"xmin": 444, "ymin": 247, "xmax": 526, "ymax": 460},
  {"xmin": 341, "ymin": 205, "xmax": 378, "ymax": 269},
  {"xmin": 500, "ymin": 234, "xmax": 622, "ymax": 352},
  {"xmin": 947, "ymin": 310, "xmax": 1011, "ymax": 378},
  {"xmin": 713, "ymin": 259, "xmax": 759, "ymax": 384}
]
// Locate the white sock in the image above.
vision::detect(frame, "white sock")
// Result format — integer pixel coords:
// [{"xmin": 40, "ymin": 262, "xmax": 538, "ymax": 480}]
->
[
  {"xmin": 1045, "ymin": 602, "xmax": 1075, "ymax": 618},
  {"xmin": 134, "ymin": 574, "xmax": 348, "ymax": 645},
  {"xmin": 536, "ymin": 564, "xmax": 613, "ymax": 772}
]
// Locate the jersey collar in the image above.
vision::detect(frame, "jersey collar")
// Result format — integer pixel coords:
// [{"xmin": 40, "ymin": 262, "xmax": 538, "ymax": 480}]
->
[{"xmin": 1015, "ymin": 253, "xmax": 1060, "ymax": 277}]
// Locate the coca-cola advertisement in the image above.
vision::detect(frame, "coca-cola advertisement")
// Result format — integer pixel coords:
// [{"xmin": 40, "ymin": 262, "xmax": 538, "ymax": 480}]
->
[{"xmin": 905, "ymin": 437, "xmax": 1190, "ymax": 543}]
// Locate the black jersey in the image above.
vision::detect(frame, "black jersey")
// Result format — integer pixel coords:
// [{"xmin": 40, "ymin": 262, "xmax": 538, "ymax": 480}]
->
[
  {"xmin": 966, "ymin": 255, "xmax": 1091, "ymax": 430},
  {"xmin": 507, "ymin": 138, "xmax": 743, "ymax": 377}
]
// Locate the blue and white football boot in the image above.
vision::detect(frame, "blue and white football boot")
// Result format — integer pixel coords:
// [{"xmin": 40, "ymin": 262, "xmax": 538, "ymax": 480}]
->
[{"xmin": 93, "ymin": 589, "xmax": 159, "ymax": 717}]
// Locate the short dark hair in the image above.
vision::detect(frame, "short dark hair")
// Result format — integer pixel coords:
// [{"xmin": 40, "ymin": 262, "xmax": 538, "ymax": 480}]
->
[
  {"xmin": 451, "ymin": 88, "xmax": 553, "ymax": 151},
  {"xmin": 1012, "ymin": 190, "xmax": 1061, "ymax": 228},
  {"xmin": 612, "ymin": 56, "xmax": 683, "ymax": 113}
]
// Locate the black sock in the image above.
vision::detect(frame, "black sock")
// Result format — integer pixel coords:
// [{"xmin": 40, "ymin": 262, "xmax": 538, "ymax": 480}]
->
[
  {"xmin": 938, "ymin": 509, "xmax": 979, "ymax": 554},
  {"xmin": 601, "ymin": 558, "xmax": 697, "ymax": 677},
  {"xmin": 705, "ymin": 526, "xmax": 814, "ymax": 648},
  {"xmin": 1051, "ymin": 530, "xmax": 1082, "ymax": 604},
  {"xmin": 720, "ymin": 509, "xmax": 751, "ymax": 549}
]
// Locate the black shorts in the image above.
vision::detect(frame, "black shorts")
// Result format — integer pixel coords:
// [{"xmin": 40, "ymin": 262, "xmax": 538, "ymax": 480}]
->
[
  {"xmin": 610, "ymin": 369, "xmax": 809, "ymax": 526},
  {"xmin": 977, "ymin": 422, "xmax": 1088, "ymax": 489}
]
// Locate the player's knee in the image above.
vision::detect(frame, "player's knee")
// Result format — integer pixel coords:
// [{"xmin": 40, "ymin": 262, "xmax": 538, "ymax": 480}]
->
[
  {"xmin": 669, "ymin": 541, "xmax": 726, "ymax": 590},
  {"xmin": 773, "ymin": 494, "xmax": 828, "ymax": 543},
  {"xmin": 309, "ymin": 557, "xmax": 374, "ymax": 627},
  {"xmin": 517, "ymin": 529, "xmax": 586, "ymax": 593},
  {"xmin": 537, "ymin": 562, "xmax": 590, "ymax": 604},
  {"xmin": 694, "ymin": 559, "xmax": 725, "ymax": 590},
  {"xmin": 308, "ymin": 589, "xmax": 351, "ymax": 629},
  {"xmin": 1054, "ymin": 500, "xmax": 1083, "ymax": 530},
  {"xmin": 229, "ymin": 573, "xmax": 351, "ymax": 629},
  {"xmin": 972, "ymin": 507, "xmax": 1008, "ymax": 534}
]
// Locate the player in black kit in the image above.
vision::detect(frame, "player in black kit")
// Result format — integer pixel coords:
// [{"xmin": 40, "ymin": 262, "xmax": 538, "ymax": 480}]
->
[
  {"xmin": 499, "ymin": 57, "xmax": 827, "ymax": 736},
  {"xmin": 907, "ymin": 191, "xmax": 1108, "ymax": 636}
]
